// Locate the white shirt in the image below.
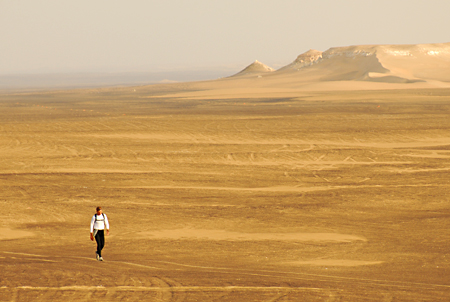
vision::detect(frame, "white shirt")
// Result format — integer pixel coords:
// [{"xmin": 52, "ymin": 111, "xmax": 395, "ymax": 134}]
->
[{"xmin": 90, "ymin": 213, "xmax": 110, "ymax": 233}]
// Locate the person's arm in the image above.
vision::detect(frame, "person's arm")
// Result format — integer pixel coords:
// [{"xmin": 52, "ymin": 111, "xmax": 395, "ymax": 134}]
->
[
  {"xmin": 90, "ymin": 216, "xmax": 95, "ymax": 240},
  {"xmin": 104, "ymin": 214, "xmax": 110, "ymax": 235}
]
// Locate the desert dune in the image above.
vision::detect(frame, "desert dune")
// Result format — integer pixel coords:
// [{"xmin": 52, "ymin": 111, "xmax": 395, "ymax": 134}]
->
[{"xmin": 1, "ymin": 42, "xmax": 450, "ymax": 301}]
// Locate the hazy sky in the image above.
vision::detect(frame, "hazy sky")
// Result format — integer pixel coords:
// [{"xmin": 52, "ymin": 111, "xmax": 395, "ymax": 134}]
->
[{"xmin": 1, "ymin": 0, "xmax": 449, "ymax": 75}]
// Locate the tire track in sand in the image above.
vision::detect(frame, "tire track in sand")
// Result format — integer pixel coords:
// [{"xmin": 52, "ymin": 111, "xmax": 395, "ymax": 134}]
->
[{"xmin": 3, "ymin": 252, "xmax": 449, "ymax": 300}]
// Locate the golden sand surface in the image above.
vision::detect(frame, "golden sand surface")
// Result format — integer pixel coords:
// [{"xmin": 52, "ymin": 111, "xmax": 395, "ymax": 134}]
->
[{"xmin": 1, "ymin": 84, "xmax": 450, "ymax": 301}]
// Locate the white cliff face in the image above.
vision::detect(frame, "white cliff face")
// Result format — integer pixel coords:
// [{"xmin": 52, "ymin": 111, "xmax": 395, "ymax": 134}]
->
[
  {"xmin": 283, "ymin": 46, "xmax": 381, "ymax": 71},
  {"xmin": 294, "ymin": 49, "xmax": 323, "ymax": 63},
  {"xmin": 418, "ymin": 44, "xmax": 450, "ymax": 56},
  {"xmin": 280, "ymin": 49, "xmax": 323, "ymax": 70},
  {"xmin": 382, "ymin": 50, "xmax": 412, "ymax": 56},
  {"xmin": 315, "ymin": 43, "xmax": 449, "ymax": 60},
  {"xmin": 322, "ymin": 43, "xmax": 450, "ymax": 58},
  {"xmin": 376, "ymin": 43, "xmax": 450, "ymax": 57},
  {"xmin": 322, "ymin": 47, "xmax": 377, "ymax": 59}
]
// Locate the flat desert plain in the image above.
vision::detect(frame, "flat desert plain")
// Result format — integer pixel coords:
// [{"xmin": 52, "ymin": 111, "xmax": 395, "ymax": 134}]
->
[{"xmin": 1, "ymin": 84, "xmax": 450, "ymax": 301}]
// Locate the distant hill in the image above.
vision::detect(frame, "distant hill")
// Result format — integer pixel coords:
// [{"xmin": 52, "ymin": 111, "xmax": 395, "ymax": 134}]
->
[
  {"xmin": 232, "ymin": 60, "xmax": 275, "ymax": 77},
  {"xmin": 233, "ymin": 42, "xmax": 450, "ymax": 84},
  {"xmin": 158, "ymin": 42, "xmax": 450, "ymax": 100}
]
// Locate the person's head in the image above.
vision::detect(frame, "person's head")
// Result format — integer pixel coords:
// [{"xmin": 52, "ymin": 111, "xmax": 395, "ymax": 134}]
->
[{"xmin": 96, "ymin": 206, "xmax": 102, "ymax": 215}]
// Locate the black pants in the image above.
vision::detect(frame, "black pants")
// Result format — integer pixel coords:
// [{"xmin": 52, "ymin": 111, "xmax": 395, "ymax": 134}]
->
[{"xmin": 94, "ymin": 230, "xmax": 105, "ymax": 257}]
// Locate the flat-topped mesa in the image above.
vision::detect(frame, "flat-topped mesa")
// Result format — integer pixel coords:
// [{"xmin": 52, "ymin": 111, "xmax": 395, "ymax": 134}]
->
[
  {"xmin": 284, "ymin": 43, "xmax": 450, "ymax": 68},
  {"xmin": 232, "ymin": 60, "xmax": 275, "ymax": 77},
  {"xmin": 276, "ymin": 42, "xmax": 450, "ymax": 83},
  {"xmin": 322, "ymin": 42, "xmax": 450, "ymax": 58},
  {"xmin": 378, "ymin": 42, "xmax": 450, "ymax": 58}
]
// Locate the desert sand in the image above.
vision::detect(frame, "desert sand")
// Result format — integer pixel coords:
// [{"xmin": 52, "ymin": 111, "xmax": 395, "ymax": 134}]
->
[{"xmin": 1, "ymin": 42, "xmax": 450, "ymax": 301}]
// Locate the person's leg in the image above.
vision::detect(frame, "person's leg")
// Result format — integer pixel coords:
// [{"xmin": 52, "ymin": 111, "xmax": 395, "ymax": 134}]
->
[
  {"xmin": 94, "ymin": 231, "xmax": 99, "ymax": 259},
  {"xmin": 94, "ymin": 231, "xmax": 100, "ymax": 258},
  {"xmin": 95, "ymin": 230, "xmax": 105, "ymax": 257}
]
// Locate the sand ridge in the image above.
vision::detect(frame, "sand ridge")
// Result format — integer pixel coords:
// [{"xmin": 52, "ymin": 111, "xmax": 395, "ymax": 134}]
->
[
  {"xmin": 0, "ymin": 228, "xmax": 34, "ymax": 241},
  {"xmin": 139, "ymin": 228, "xmax": 367, "ymax": 242}
]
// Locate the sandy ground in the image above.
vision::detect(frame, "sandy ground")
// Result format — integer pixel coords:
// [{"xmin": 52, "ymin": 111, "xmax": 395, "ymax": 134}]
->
[{"xmin": 1, "ymin": 84, "xmax": 450, "ymax": 301}]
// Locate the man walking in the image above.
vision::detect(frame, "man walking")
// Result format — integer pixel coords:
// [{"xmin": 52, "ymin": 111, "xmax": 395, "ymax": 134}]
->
[{"xmin": 90, "ymin": 206, "xmax": 110, "ymax": 261}]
